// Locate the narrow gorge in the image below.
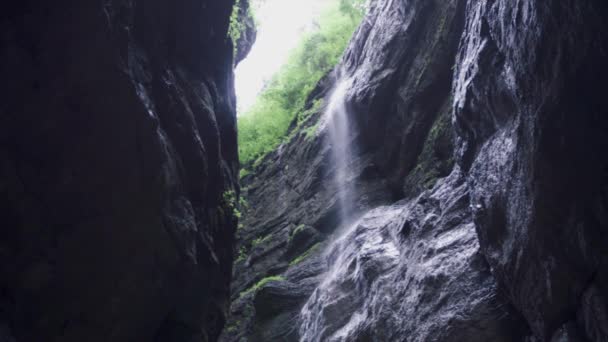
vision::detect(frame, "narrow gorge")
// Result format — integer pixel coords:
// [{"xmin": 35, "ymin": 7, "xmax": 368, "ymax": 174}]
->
[
  {"xmin": 225, "ymin": 0, "xmax": 608, "ymax": 341},
  {"xmin": 1, "ymin": 0, "xmax": 607, "ymax": 342}
]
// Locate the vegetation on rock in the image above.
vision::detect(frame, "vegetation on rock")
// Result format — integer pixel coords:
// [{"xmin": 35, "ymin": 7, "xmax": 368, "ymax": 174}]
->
[
  {"xmin": 291, "ymin": 224, "xmax": 307, "ymax": 239},
  {"xmin": 235, "ymin": 246, "xmax": 248, "ymax": 263},
  {"xmin": 237, "ymin": 0, "xmax": 366, "ymax": 164},
  {"xmin": 240, "ymin": 276, "xmax": 285, "ymax": 298},
  {"xmin": 222, "ymin": 190, "xmax": 242, "ymax": 219},
  {"xmin": 289, "ymin": 243, "xmax": 321, "ymax": 266},
  {"xmin": 228, "ymin": 1, "xmax": 255, "ymax": 56},
  {"xmin": 252, "ymin": 234, "xmax": 272, "ymax": 246}
]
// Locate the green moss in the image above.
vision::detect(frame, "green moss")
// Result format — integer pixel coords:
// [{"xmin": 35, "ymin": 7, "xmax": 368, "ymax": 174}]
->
[
  {"xmin": 289, "ymin": 243, "xmax": 321, "ymax": 266},
  {"xmin": 252, "ymin": 154, "xmax": 266, "ymax": 169},
  {"xmin": 403, "ymin": 102, "xmax": 454, "ymax": 194},
  {"xmin": 225, "ymin": 319, "xmax": 241, "ymax": 334},
  {"xmin": 301, "ymin": 99, "xmax": 324, "ymax": 122},
  {"xmin": 228, "ymin": 2, "xmax": 255, "ymax": 57},
  {"xmin": 303, "ymin": 121, "xmax": 321, "ymax": 141},
  {"xmin": 240, "ymin": 276, "xmax": 285, "ymax": 298},
  {"xmin": 239, "ymin": 168, "xmax": 251, "ymax": 179},
  {"xmin": 235, "ymin": 246, "xmax": 248, "ymax": 263},
  {"xmin": 223, "ymin": 190, "xmax": 236, "ymax": 207},
  {"xmin": 290, "ymin": 224, "xmax": 306, "ymax": 240},
  {"xmin": 239, "ymin": 196, "xmax": 248, "ymax": 209},
  {"xmin": 252, "ymin": 234, "xmax": 272, "ymax": 247},
  {"xmin": 222, "ymin": 190, "xmax": 242, "ymax": 219}
]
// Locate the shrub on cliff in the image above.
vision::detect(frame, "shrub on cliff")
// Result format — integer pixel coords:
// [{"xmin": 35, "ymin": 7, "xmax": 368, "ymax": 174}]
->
[{"xmin": 238, "ymin": 0, "xmax": 365, "ymax": 165}]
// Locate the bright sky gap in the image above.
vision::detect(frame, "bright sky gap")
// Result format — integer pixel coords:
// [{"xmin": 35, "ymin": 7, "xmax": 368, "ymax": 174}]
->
[{"xmin": 235, "ymin": 0, "xmax": 331, "ymax": 115}]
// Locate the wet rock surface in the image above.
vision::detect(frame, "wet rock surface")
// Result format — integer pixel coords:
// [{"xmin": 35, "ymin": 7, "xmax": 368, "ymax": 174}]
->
[
  {"xmin": 454, "ymin": 1, "xmax": 608, "ymax": 340},
  {"xmin": 0, "ymin": 0, "xmax": 243, "ymax": 341},
  {"xmin": 225, "ymin": 0, "xmax": 608, "ymax": 341},
  {"xmin": 300, "ymin": 169, "xmax": 527, "ymax": 342}
]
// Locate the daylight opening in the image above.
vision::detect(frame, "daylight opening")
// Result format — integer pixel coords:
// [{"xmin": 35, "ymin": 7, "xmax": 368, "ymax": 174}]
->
[{"xmin": 231, "ymin": 0, "xmax": 366, "ymax": 166}]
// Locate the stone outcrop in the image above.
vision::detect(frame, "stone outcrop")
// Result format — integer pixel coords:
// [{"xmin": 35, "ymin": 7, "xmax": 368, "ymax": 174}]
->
[
  {"xmin": 0, "ymin": 0, "xmax": 245, "ymax": 341},
  {"xmin": 234, "ymin": 0, "xmax": 257, "ymax": 65},
  {"xmin": 224, "ymin": 0, "xmax": 608, "ymax": 341},
  {"xmin": 454, "ymin": 1, "xmax": 608, "ymax": 339}
]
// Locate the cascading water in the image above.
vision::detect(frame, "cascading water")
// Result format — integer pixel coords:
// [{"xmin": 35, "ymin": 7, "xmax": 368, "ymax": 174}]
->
[
  {"xmin": 298, "ymin": 207, "xmax": 402, "ymax": 342},
  {"xmin": 298, "ymin": 77, "xmax": 357, "ymax": 340},
  {"xmin": 298, "ymin": 78, "xmax": 401, "ymax": 342},
  {"xmin": 294, "ymin": 77, "xmax": 512, "ymax": 342},
  {"xmin": 325, "ymin": 79, "xmax": 355, "ymax": 223}
]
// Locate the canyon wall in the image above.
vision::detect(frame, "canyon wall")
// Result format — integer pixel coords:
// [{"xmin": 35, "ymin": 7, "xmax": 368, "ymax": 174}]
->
[
  {"xmin": 225, "ymin": 0, "xmax": 608, "ymax": 341},
  {"xmin": 1, "ymin": 0, "xmax": 606, "ymax": 341},
  {"xmin": 0, "ymin": 1, "xmax": 245, "ymax": 341}
]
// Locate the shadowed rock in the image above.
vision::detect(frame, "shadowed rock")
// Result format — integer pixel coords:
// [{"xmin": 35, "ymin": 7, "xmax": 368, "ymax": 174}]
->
[{"xmin": 0, "ymin": 0, "xmax": 248, "ymax": 341}]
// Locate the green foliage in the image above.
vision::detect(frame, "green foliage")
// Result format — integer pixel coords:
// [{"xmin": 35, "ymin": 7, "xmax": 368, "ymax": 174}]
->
[
  {"xmin": 223, "ymin": 190, "xmax": 237, "ymax": 207},
  {"xmin": 239, "ymin": 196, "xmax": 248, "ymax": 209},
  {"xmin": 252, "ymin": 154, "xmax": 266, "ymax": 169},
  {"xmin": 289, "ymin": 99, "xmax": 324, "ymax": 142},
  {"xmin": 403, "ymin": 105, "xmax": 455, "ymax": 194},
  {"xmin": 298, "ymin": 99, "xmax": 324, "ymax": 126},
  {"xmin": 252, "ymin": 234, "xmax": 271, "ymax": 247},
  {"xmin": 303, "ymin": 121, "xmax": 321, "ymax": 141},
  {"xmin": 290, "ymin": 224, "xmax": 307, "ymax": 240},
  {"xmin": 222, "ymin": 190, "xmax": 242, "ymax": 219},
  {"xmin": 228, "ymin": 4, "xmax": 241, "ymax": 41},
  {"xmin": 238, "ymin": 0, "xmax": 365, "ymax": 164},
  {"xmin": 339, "ymin": 0, "xmax": 367, "ymax": 19},
  {"xmin": 240, "ymin": 276, "xmax": 285, "ymax": 297},
  {"xmin": 236, "ymin": 246, "xmax": 248, "ymax": 263},
  {"xmin": 226, "ymin": 323, "xmax": 238, "ymax": 334},
  {"xmin": 228, "ymin": 1, "xmax": 255, "ymax": 56},
  {"xmin": 239, "ymin": 168, "xmax": 251, "ymax": 179},
  {"xmin": 289, "ymin": 243, "xmax": 321, "ymax": 266}
]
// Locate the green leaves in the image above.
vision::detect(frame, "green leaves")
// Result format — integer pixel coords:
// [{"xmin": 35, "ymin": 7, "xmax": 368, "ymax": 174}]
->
[
  {"xmin": 289, "ymin": 243, "xmax": 321, "ymax": 266},
  {"xmin": 228, "ymin": 1, "xmax": 255, "ymax": 56},
  {"xmin": 238, "ymin": 0, "xmax": 365, "ymax": 165},
  {"xmin": 239, "ymin": 276, "xmax": 285, "ymax": 297}
]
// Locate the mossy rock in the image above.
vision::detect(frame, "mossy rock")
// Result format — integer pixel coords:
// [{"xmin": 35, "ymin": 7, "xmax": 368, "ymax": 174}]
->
[
  {"xmin": 402, "ymin": 101, "xmax": 454, "ymax": 197},
  {"xmin": 284, "ymin": 224, "xmax": 320, "ymax": 259}
]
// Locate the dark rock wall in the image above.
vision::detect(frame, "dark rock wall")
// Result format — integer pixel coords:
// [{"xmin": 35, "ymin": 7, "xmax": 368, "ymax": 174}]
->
[
  {"xmin": 0, "ymin": 1, "xmax": 242, "ymax": 341},
  {"xmin": 226, "ymin": 0, "xmax": 608, "ymax": 341},
  {"xmin": 454, "ymin": 1, "xmax": 608, "ymax": 340}
]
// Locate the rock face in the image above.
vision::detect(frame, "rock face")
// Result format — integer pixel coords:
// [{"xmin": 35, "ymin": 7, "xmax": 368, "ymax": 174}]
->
[
  {"xmin": 224, "ymin": 0, "xmax": 608, "ymax": 341},
  {"xmin": 234, "ymin": 0, "xmax": 257, "ymax": 65},
  {"xmin": 0, "ymin": 1, "xmax": 245, "ymax": 341},
  {"xmin": 455, "ymin": 1, "xmax": 608, "ymax": 340},
  {"xmin": 298, "ymin": 170, "xmax": 527, "ymax": 342}
]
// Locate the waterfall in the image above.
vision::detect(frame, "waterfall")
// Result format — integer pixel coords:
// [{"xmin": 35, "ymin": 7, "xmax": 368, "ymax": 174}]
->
[
  {"xmin": 298, "ymin": 78, "xmax": 369, "ymax": 341},
  {"xmin": 298, "ymin": 208, "xmax": 402, "ymax": 342},
  {"xmin": 298, "ymin": 77, "xmax": 401, "ymax": 342},
  {"xmin": 298, "ymin": 218, "xmax": 364, "ymax": 342},
  {"xmin": 299, "ymin": 78, "xmax": 355, "ymax": 341},
  {"xmin": 325, "ymin": 79, "xmax": 354, "ymax": 223}
]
